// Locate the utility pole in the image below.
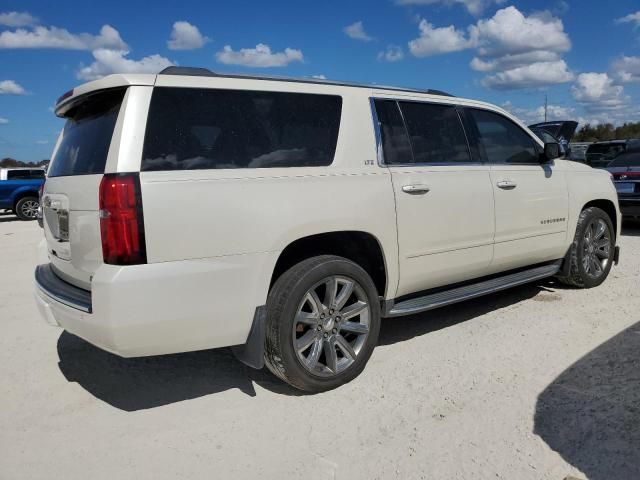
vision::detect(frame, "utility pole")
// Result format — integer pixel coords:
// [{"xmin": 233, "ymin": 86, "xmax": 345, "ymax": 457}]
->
[{"xmin": 544, "ymin": 94, "xmax": 548, "ymax": 122}]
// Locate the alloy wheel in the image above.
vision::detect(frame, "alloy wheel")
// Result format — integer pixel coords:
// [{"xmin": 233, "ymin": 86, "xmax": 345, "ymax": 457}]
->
[
  {"xmin": 582, "ymin": 218, "xmax": 611, "ymax": 279},
  {"xmin": 292, "ymin": 275, "xmax": 370, "ymax": 377}
]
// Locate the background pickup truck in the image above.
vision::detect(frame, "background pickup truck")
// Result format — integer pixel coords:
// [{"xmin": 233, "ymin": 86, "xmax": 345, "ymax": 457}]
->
[{"xmin": 0, "ymin": 168, "xmax": 45, "ymax": 220}]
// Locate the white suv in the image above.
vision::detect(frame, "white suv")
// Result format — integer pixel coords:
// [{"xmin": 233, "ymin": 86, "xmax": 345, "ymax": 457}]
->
[{"xmin": 34, "ymin": 67, "xmax": 621, "ymax": 392}]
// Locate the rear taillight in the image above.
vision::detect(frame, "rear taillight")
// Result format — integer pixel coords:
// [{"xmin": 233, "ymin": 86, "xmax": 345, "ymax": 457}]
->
[{"xmin": 99, "ymin": 173, "xmax": 146, "ymax": 265}]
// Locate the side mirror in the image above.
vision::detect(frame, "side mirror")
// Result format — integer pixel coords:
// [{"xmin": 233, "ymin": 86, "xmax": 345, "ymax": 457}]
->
[{"xmin": 542, "ymin": 142, "xmax": 560, "ymax": 162}]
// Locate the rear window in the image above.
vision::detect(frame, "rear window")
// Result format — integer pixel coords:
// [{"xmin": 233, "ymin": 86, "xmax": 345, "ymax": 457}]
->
[
  {"xmin": 6, "ymin": 169, "xmax": 44, "ymax": 180},
  {"xmin": 141, "ymin": 87, "xmax": 342, "ymax": 171},
  {"xmin": 608, "ymin": 151, "xmax": 640, "ymax": 167},
  {"xmin": 48, "ymin": 88, "xmax": 125, "ymax": 177},
  {"xmin": 586, "ymin": 143, "xmax": 626, "ymax": 159}
]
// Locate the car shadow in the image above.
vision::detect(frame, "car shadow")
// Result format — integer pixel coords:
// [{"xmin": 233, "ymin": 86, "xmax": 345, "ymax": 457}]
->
[
  {"xmin": 378, "ymin": 282, "xmax": 545, "ymax": 346},
  {"xmin": 0, "ymin": 211, "xmax": 19, "ymax": 223},
  {"xmin": 534, "ymin": 321, "xmax": 640, "ymax": 480},
  {"xmin": 621, "ymin": 221, "xmax": 640, "ymax": 237},
  {"xmin": 57, "ymin": 281, "xmax": 550, "ymax": 410},
  {"xmin": 56, "ymin": 332, "xmax": 296, "ymax": 411}
]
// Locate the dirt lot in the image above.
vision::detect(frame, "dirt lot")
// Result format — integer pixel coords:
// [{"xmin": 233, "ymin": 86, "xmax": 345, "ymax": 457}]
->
[{"xmin": 1, "ymin": 213, "xmax": 638, "ymax": 480}]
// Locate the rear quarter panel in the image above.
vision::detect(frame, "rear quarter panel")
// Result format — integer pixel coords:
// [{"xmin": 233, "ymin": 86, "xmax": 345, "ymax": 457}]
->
[{"xmin": 137, "ymin": 86, "xmax": 399, "ymax": 302}]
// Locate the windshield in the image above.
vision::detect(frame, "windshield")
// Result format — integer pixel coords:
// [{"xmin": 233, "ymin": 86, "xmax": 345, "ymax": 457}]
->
[{"xmin": 48, "ymin": 88, "xmax": 126, "ymax": 177}]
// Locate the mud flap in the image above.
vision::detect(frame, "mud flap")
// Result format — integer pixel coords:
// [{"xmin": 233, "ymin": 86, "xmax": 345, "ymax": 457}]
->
[{"xmin": 231, "ymin": 306, "xmax": 266, "ymax": 369}]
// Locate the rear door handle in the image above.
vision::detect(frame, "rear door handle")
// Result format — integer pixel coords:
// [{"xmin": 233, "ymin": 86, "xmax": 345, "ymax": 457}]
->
[
  {"xmin": 496, "ymin": 180, "xmax": 517, "ymax": 190},
  {"xmin": 402, "ymin": 184, "xmax": 430, "ymax": 195}
]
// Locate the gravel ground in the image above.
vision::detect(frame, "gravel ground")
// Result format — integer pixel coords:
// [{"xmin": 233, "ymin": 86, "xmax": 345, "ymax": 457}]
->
[{"xmin": 1, "ymin": 213, "xmax": 638, "ymax": 480}]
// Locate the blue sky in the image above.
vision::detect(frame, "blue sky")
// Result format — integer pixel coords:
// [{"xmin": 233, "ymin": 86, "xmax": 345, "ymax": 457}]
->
[{"xmin": 1, "ymin": 0, "xmax": 639, "ymax": 161}]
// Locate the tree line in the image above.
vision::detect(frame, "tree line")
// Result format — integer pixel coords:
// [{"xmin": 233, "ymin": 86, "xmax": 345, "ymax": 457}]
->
[
  {"xmin": 573, "ymin": 121, "xmax": 640, "ymax": 142},
  {"xmin": 0, "ymin": 158, "xmax": 49, "ymax": 168}
]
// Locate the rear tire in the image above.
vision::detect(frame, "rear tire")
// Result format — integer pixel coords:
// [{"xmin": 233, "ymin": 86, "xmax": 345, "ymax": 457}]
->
[
  {"xmin": 15, "ymin": 196, "xmax": 39, "ymax": 221},
  {"xmin": 264, "ymin": 255, "xmax": 381, "ymax": 393},
  {"xmin": 557, "ymin": 207, "xmax": 614, "ymax": 288}
]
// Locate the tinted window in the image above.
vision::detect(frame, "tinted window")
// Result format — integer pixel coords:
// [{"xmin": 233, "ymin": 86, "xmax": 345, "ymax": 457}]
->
[
  {"xmin": 30, "ymin": 169, "xmax": 45, "ymax": 179},
  {"xmin": 48, "ymin": 89, "xmax": 125, "ymax": 177},
  {"xmin": 7, "ymin": 170, "xmax": 30, "ymax": 180},
  {"xmin": 586, "ymin": 143, "xmax": 626, "ymax": 160},
  {"xmin": 399, "ymin": 102, "xmax": 471, "ymax": 164},
  {"xmin": 373, "ymin": 99, "xmax": 413, "ymax": 165},
  {"xmin": 142, "ymin": 88, "xmax": 342, "ymax": 171},
  {"xmin": 608, "ymin": 151, "xmax": 640, "ymax": 167},
  {"xmin": 469, "ymin": 109, "xmax": 538, "ymax": 164}
]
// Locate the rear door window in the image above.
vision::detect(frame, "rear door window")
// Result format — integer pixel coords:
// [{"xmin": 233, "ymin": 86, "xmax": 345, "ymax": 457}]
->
[
  {"xmin": 373, "ymin": 99, "xmax": 413, "ymax": 165},
  {"xmin": 398, "ymin": 101, "xmax": 471, "ymax": 164},
  {"xmin": 48, "ymin": 88, "xmax": 126, "ymax": 177},
  {"xmin": 141, "ymin": 87, "xmax": 342, "ymax": 171}
]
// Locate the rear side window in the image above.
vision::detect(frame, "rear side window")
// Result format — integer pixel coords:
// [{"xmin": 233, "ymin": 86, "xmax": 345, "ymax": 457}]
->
[
  {"xmin": 373, "ymin": 99, "xmax": 413, "ymax": 165},
  {"xmin": 468, "ymin": 108, "xmax": 538, "ymax": 164},
  {"xmin": 141, "ymin": 88, "xmax": 342, "ymax": 171},
  {"xmin": 48, "ymin": 88, "xmax": 125, "ymax": 177},
  {"xmin": 398, "ymin": 101, "xmax": 470, "ymax": 164}
]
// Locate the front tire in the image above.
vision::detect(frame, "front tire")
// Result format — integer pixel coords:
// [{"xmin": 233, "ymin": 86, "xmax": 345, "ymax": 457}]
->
[
  {"xmin": 557, "ymin": 207, "xmax": 615, "ymax": 288},
  {"xmin": 264, "ymin": 255, "xmax": 381, "ymax": 393},
  {"xmin": 15, "ymin": 196, "xmax": 39, "ymax": 221}
]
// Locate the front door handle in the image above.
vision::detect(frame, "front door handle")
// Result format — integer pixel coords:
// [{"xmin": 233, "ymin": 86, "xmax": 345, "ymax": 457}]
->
[
  {"xmin": 402, "ymin": 184, "xmax": 431, "ymax": 195},
  {"xmin": 496, "ymin": 180, "xmax": 517, "ymax": 190}
]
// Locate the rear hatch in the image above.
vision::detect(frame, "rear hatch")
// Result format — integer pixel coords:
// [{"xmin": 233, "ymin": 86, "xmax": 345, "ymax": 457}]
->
[
  {"xmin": 528, "ymin": 121, "xmax": 578, "ymax": 143},
  {"xmin": 43, "ymin": 88, "xmax": 126, "ymax": 290}
]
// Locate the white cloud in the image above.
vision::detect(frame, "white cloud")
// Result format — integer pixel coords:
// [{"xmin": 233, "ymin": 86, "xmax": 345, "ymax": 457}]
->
[
  {"xmin": 0, "ymin": 79, "xmax": 27, "ymax": 95},
  {"xmin": 395, "ymin": 0, "xmax": 505, "ymax": 16},
  {"xmin": 343, "ymin": 21, "xmax": 373, "ymax": 41},
  {"xmin": 0, "ymin": 11, "xmax": 37, "ymax": 27},
  {"xmin": 406, "ymin": 7, "xmax": 573, "ymax": 88},
  {"xmin": 215, "ymin": 43, "xmax": 303, "ymax": 68},
  {"xmin": 76, "ymin": 49, "xmax": 173, "ymax": 81},
  {"xmin": 612, "ymin": 56, "xmax": 640, "ymax": 83},
  {"xmin": 615, "ymin": 11, "xmax": 640, "ymax": 27},
  {"xmin": 482, "ymin": 60, "xmax": 573, "ymax": 90},
  {"xmin": 469, "ymin": 7, "xmax": 571, "ymax": 58},
  {"xmin": 167, "ymin": 21, "xmax": 209, "ymax": 50},
  {"xmin": 378, "ymin": 45, "xmax": 404, "ymax": 62},
  {"xmin": 0, "ymin": 24, "xmax": 127, "ymax": 50},
  {"xmin": 571, "ymin": 73, "xmax": 626, "ymax": 112},
  {"xmin": 502, "ymin": 101, "xmax": 574, "ymax": 124},
  {"xmin": 312, "ymin": 74, "xmax": 326, "ymax": 79},
  {"xmin": 408, "ymin": 19, "xmax": 472, "ymax": 56},
  {"xmin": 0, "ymin": 117, "xmax": 8, "ymax": 124}
]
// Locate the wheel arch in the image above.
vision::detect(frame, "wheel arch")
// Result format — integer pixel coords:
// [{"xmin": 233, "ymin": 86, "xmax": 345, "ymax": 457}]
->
[
  {"xmin": 12, "ymin": 188, "xmax": 39, "ymax": 210},
  {"xmin": 582, "ymin": 199, "xmax": 618, "ymax": 239},
  {"xmin": 269, "ymin": 231, "xmax": 389, "ymax": 298}
]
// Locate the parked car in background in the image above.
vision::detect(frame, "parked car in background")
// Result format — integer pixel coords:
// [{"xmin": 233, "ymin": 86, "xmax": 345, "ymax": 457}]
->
[
  {"xmin": 606, "ymin": 148, "xmax": 640, "ymax": 221},
  {"xmin": 586, "ymin": 139, "xmax": 640, "ymax": 169},
  {"xmin": 528, "ymin": 121, "xmax": 578, "ymax": 159},
  {"xmin": 0, "ymin": 168, "xmax": 45, "ymax": 220},
  {"xmin": 568, "ymin": 142, "xmax": 591, "ymax": 162}
]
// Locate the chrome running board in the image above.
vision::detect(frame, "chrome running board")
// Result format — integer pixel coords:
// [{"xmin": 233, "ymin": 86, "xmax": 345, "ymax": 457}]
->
[{"xmin": 385, "ymin": 262, "xmax": 561, "ymax": 318}]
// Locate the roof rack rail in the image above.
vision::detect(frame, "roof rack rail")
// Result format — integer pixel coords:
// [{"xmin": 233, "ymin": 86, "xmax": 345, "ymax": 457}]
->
[{"xmin": 157, "ymin": 66, "xmax": 454, "ymax": 97}]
